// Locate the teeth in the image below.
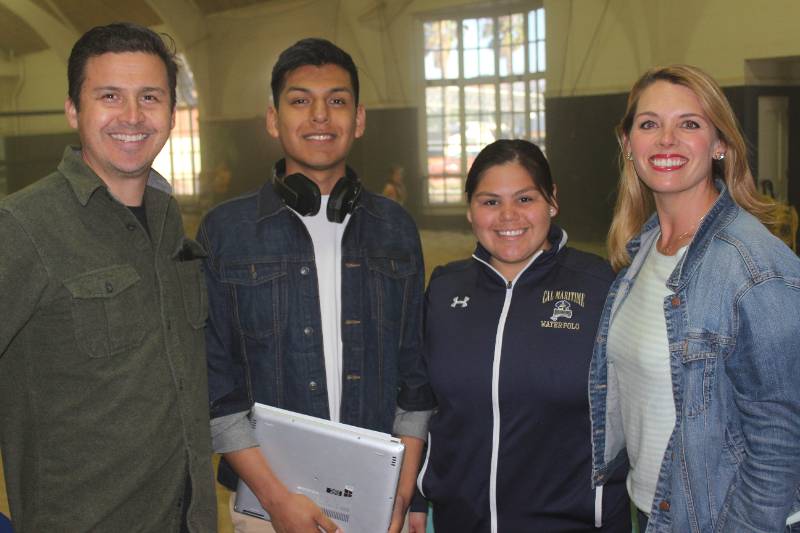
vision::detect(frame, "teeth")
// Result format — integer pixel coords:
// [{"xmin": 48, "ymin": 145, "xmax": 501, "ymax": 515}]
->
[
  {"xmin": 111, "ymin": 133, "xmax": 147, "ymax": 142},
  {"xmin": 651, "ymin": 157, "xmax": 687, "ymax": 168},
  {"xmin": 498, "ymin": 229, "xmax": 524, "ymax": 237},
  {"xmin": 306, "ymin": 134, "xmax": 334, "ymax": 141}
]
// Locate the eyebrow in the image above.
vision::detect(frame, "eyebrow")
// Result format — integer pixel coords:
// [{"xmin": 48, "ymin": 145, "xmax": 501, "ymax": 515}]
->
[
  {"xmin": 284, "ymin": 86, "xmax": 353, "ymax": 95},
  {"xmin": 474, "ymin": 186, "xmax": 540, "ymax": 197},
  {"xmin": 635, "ymin": 111, "xmax": 706, "ymax": 120},
  {"xmin": 91, "ymin": 86, "xmax": 167, "ymax": 94}
]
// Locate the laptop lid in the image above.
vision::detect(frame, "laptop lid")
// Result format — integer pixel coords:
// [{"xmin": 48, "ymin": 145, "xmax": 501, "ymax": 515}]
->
[{"xmin": 234, "ymin": 403, "xmax": 405, "ymax": 533}]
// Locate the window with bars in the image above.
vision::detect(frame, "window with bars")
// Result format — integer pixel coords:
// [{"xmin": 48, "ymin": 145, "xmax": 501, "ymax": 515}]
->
[
  {"xmin": 153, "ymin": 106, "xmax": 200, "ymax": 196},
  {"xmin": 153, "ymin": 53, "xmax": 201, "ymax": 197},
  {"xmin": 422, "ymin": 6, "xmax": 545, "ymax": 205}
]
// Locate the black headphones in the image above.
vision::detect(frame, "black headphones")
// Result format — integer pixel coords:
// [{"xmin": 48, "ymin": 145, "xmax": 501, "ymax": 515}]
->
[{"xmin": 272, "ymin": 159, "xmax": 362, "ymax": 223}]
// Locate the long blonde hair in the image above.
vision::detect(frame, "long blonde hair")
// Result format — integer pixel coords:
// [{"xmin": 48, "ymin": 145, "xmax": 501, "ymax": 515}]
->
[{"xmin": 607, "ymin": 64, "xmax": 778, "ymax": 271}]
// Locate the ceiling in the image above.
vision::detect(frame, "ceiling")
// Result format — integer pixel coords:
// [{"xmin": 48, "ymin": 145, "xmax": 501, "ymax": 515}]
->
[{"xmin": 0, "ymin": 0, "xmax": 274, "ymax": 57}]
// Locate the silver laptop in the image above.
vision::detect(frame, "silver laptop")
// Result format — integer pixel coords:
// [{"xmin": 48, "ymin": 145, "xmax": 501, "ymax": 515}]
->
[{"xmin": 234, "ymin": 403, "xmax": 405, "ymax": 533}]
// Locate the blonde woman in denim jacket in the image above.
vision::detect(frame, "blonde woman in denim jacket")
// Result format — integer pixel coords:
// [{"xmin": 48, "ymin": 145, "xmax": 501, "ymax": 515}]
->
[{"xmin": 589, "ymin": 64, "xmax": 800, "ymax": 533}]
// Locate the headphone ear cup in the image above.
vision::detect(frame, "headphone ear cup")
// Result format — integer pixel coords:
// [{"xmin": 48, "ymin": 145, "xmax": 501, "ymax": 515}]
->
[
  {"xmin": 327, "ymin": 174, "xmax": 362, "ymax": 223},
  {"xmin": 275, "ymin": 173, "xmax": 321, "ymax": 216}
]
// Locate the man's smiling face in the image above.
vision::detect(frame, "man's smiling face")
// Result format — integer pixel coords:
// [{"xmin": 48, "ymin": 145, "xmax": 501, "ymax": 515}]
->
[
  {"xmin": 66, "ymin": 51, "xmax": 174, "ymax": 186},
  {"xmin": 267, "ymin": 63, "xmax": 365, "ymax": 194}
]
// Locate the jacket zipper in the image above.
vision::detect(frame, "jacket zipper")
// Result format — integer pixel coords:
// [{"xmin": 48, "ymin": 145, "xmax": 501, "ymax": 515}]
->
[{"xmin": 472, "ymin": 250, "xmax": 543, "ymax": 533}]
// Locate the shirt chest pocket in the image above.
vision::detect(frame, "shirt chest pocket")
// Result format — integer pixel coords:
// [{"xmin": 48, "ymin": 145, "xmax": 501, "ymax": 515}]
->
[
  {"xmin": 173, "ymin": 238, "xmax": 209, "ymax": 329},
  {"xmin": 366, "ymin": 254, "xmax": 415, "ymax": 325},
  {"xmin": 63, "ymin": 264, "xmax": 146, "ymax": 358},
  {"xmin": 220, "ymin": 262, "xmax": 287, "ymax": 339}
]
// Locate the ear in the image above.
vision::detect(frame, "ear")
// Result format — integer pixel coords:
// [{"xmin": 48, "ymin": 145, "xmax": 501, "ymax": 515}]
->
[
  {"xmin": 549, "ymin": 184, "xmax": 559, "ymax": 216},
  {"xmin": 621, "ymin": 135, "xmax": 631, "ymax": 156},
  {"xmin": 65, "ymin": 98, "xmax": 78, "ymax": 129},
  {"xmin": 170, "ymin": 108, "xmax": 176, "ymax": 131},
  {"xmin": 266, "ymin": 106, "xmax": 280, "ymax": 139},
  {"xmin": 354, "ymin": 104, "xmax": 366, "ymax": 139},
  {"xmin": 714, "ymin": 138, "xmax": 727, "ymax": 158},
  {"xmin": 466, "ymin": 208, "xmax": 473, "ymax": 224}
]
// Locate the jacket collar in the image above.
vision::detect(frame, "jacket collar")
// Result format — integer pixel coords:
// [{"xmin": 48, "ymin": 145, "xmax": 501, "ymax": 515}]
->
[
  {"xmin": 624, "ymin": 179, "xmax": 738, "ymax": 291},
  {"xmin": 667, "ymin": 179, "xmax": 737, "ymax": 290},
  {"xmin": 473, "ymin": 224, "xmax": 568, "ymax": 286},
  {"xmin": 256, "ymin": 163, "xmax": 383, "ymax": 221},
  {"xmin": 60, "ymin": 146, "xmax": 172, "ymax": 207}
]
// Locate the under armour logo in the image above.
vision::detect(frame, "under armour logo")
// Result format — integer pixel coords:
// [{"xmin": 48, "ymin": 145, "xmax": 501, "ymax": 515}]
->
[{"xmin": 450, "ymin": 296, "xmax": 470, "ymax": 308}]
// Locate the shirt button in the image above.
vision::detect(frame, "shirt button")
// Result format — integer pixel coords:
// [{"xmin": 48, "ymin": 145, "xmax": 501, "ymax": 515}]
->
[
  {"xmin": 300, "ymin": 266, "xmax": 310, "ymax": 276},
  {"xmin": 671, "ymin": 296, "xmax": 680, "ymax": 308},
  {"xmin": 659, "ymin": 500, "xmax": 670, "ymax": 511},
  {"xmin": 308, "ymin": 380, "xmax": 318, "ymax": 391},
  {"xmin": 105, "ymin": 281, "xmax": 114, "ymax": 293},
  {"xmin": 303, "ymin": 326, "xmax": 313, "ymax": 336},
  {"xmin": 126, "ymin": 223, "xmax": 136, "ymax": 231}
]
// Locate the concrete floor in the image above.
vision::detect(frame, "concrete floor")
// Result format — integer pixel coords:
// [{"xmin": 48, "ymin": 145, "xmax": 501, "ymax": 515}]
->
[{"xmin": 0, "ymin": 229, "xmax": 604, "ymax": 529}]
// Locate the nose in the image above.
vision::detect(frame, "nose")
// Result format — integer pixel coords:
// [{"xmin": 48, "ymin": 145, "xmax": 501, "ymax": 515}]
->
[
  {"xmin": 499, "ymin": 203, "xmax": 518, "ymax": 221},
  {"xmin": 121, "ymin": 99, "xmax": 144, "ymax": 124},
  {"xmin": 311, "ymin": 99, "xmax": 329, "ymax": 123},
  {"xmin": 657, "ymin": 125, "xmax": 676, "ymax": 147}
]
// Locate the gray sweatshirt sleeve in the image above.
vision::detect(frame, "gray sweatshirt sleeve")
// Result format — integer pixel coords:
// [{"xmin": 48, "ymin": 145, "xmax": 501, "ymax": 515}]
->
[
  {"xmin": 393, "ymin": 406, "xmax": 434, "ymax": 441},
  {"xmin": 210, "ymin": 410, "xmax": 259, "ymax": 453}
]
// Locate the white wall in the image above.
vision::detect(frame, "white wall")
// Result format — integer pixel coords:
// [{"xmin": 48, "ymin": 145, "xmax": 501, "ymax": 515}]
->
[
  {"xmin": 0, "ymin": 49, "xmax": 70, "ymax": 135},
  {"xmin": 547, "ymin": 0, "xmax": 800, "ymax": 97},
  {"xmin": 4, "ymin": 0, "xmax": 800, "ymax": 129}
]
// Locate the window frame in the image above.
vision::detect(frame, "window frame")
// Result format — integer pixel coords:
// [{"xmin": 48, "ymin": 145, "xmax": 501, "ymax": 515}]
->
[{"xmin": 417, "ymin": 1, "xmax": 545, "ymax": 213}]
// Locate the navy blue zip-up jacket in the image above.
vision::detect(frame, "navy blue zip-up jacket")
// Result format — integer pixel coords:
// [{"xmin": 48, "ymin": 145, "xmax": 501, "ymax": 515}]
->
[{"xmin": 418, "ymin": 226, "xmax": 629, "ymax": 532}]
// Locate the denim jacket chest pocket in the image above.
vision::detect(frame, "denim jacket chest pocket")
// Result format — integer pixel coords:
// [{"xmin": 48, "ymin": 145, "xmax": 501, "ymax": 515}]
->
[
  {"xmin": 366, "ymin": 253, "xmax": 416, "ymax": 326},
  {"xmin": 679, "ymin": 334, "xmax": 732, "ymax": 417},
  {"xmin": 63, "ymin": 264, "xmax": 146, "ymax": 358},
  {"xmin": 220, "ymin": 261, "xmax": 287, "ymax": 339}
]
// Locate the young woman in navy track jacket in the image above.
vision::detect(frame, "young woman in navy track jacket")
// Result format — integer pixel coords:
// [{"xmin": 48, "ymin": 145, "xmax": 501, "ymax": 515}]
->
[{"xmin": 410, "ymin": 140, "xmax": 630, "ymax": 533}]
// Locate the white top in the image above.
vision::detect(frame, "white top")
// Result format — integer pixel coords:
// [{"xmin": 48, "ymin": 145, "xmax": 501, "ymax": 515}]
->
[
  {"xmin": 296, "ymin": 195, "xmax": 350, "ymax": 422},
  {"xmin": 607, "ymin": 240, "xmax": 684, "ymax": 513}
]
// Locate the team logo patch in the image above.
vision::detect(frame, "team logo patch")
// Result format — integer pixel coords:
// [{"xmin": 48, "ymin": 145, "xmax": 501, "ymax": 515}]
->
[
  {"xmin": 550, "ymin": 300, "xmax": 573, "ymax": 321},
  {"xmin": 450, "ymin": 296, "xmax": 470, "ymax": 308},
  {"xmin": 540, "ymin": 289, "xmax": 585, "ymax": 330}
]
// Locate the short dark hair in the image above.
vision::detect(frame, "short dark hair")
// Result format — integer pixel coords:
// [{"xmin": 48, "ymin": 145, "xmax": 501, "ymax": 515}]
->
[
  {"xmin": 465, "ymin": 139, "xmax": 555, "ymax": 203},
  {"xmin": 270, "ymin": 38, "xmax": 359, "ymax": 108},
  {"xmin": 68, "ymin": 22, "xmax": 179, "ymax": 111}
]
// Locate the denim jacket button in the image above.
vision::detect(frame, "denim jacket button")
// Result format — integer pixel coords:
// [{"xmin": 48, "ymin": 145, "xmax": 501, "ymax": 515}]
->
[
  {"xmin": 659, "ymin": 500, "xmax": 670, "ymax": 511},
  {"xmin": 308, "ymin": 380, "xmax": 318, "ymax": 391},
  {"xmin": 303, "ymin": 326, "xmax": 313, "ymax": 336},
  {"xmin": 671, "ymin": 296, "xmax": 680, "ymax": 308},
  {"xmin": 300, "ymin": 266, "xmax": 310, "ymax": 276}
]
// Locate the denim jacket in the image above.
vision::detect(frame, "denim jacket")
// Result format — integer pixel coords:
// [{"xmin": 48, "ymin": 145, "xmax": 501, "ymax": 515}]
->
[
  {"xmin": 589, "ymin": 182, "xmax": 800, "ymax": 533},
  {"xmin": 198, "ymin": 181, "xmax": 434, "ymax": 446}
]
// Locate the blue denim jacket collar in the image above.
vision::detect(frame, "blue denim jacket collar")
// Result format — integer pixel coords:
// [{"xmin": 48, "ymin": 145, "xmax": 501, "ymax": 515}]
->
[{"xmin": 622, "ymin": 179, "xmax": 735, "ymax": 293}]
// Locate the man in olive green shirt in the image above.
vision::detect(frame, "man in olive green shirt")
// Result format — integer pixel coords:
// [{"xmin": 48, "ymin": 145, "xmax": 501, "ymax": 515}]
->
[{"xmin": 0, "ymin": 23, "xmax": 215, "ymax": 532}]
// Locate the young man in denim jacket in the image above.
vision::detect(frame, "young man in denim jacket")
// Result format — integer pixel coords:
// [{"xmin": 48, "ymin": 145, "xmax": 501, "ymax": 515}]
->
[{"xmin": 198, "ymin": 38, "xmax": 435, "ymax": 533}]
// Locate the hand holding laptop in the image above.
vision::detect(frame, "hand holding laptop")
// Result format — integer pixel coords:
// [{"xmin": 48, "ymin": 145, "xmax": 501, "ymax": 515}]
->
[
  {"xmin": 268, "ymin": 491, "xmax": 342, "ymax": 533},
  {"xmin": 235, "ymin": 403, "xmax": 405, "ymax": 533}
]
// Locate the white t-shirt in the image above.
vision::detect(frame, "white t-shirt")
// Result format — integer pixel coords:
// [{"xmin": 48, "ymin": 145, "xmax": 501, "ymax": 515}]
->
[
  {"xmin": 296, "ymin": 196, "xmax": 350, "ymax": 422},
  {"xmin": 607, "ymin": 241, "xmax": 684, "ymax": 513}
]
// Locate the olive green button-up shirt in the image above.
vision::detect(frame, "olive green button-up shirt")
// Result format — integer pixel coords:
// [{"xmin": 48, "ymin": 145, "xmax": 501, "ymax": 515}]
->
[{"xmin": 0, "ymin": 147, "xmax": 216, "ymax": 532}]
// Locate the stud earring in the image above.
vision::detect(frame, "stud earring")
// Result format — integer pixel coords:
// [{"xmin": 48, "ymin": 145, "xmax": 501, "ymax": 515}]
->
[
  {"xmin": 714, "ymin": 152, "xmax": 726, "ymax": 161},
  {"xmin": 625, "ymin": 152, "xmax": 633, "ymax": 161},
  {"xmin": 549, "ymin": 207, "xmax": 556, "ymax": 217}
]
